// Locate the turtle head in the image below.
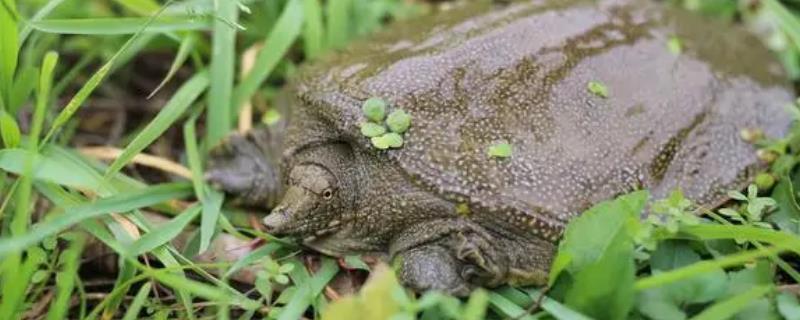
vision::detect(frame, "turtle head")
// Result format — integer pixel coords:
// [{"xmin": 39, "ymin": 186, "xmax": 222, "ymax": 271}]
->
[{"xmin": 262, "ymin": 144, "xmax": 357, "ymax": 239}]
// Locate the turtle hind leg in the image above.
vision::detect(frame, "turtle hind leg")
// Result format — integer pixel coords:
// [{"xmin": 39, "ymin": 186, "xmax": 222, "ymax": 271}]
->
[{"xmin": 206, "ymin": 128, "xmax": 283, "ymax": 209}]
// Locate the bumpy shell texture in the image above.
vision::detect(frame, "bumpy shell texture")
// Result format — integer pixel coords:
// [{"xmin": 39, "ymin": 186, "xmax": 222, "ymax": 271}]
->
[{"xmin": 293, "ymin": 0, "xmax": 795, "ymax": 240}]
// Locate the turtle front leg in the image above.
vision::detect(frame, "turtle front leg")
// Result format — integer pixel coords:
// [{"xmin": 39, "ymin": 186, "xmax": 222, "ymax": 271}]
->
[
  {"xmin": 392, "ymin": 220, "xmax": 510, "ymax": 295},
  {"xmin": 207, "ymin": 128, "xmax": 283, "ymax": 208},
  {"xmin": 396, "ymin": 244, "xmax": 473, "ymax": 296}
]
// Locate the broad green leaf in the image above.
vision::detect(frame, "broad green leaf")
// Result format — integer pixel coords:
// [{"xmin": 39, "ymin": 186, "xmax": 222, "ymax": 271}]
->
[
  {"xmin": 0, "ymin": 148, "xmax": 103, "ymax": 190},
  {"xmin": 232, "ymin": 0, "xmax": 304, "ymax": 115},
  {"xmin": 105, "ymin": 72, "xmax": 209, "ymax": 177},
  {"xmin": 777, "ymin": 292, "xmax": 800, "ymax": 320},
  {"xmin": 321, "ymin": 266, "xmax": 406, "ymax": 320},
  {"xmin": 29, "ymin": 17, "xmax": 210, "ymax": 35},
  {"xmin": 205, "ymin": 0, "xmax": 240, "ymax": 147},
  {"xmin": 768, "ymin": 176, "xmax": 800, "ymax": 234},
  {"xmin": 564, "ymin": 226, "xmax": 635, "ymax": 320},
  {"xmin": 0, "ymin": 183, "xmax": 191, "ymax": 256},
  {"xmin": 549, "ymin": 190, "xmax": 648, "ymax": 284}
]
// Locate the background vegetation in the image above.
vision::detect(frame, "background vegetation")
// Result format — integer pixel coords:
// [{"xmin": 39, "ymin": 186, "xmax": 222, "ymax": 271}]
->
[{"xmin": 2, "ymin": 0, "xmax": 800, "ymax": 319}]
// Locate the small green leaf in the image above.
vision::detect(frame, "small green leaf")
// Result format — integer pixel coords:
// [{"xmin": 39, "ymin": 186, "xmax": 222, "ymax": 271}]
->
[
  {"xmin": 362, "ymin": 97, "xmax": 387, "ymax": 122},
  {"xmin": 587, "ymin": 81, "xmax": 609, "ymax": 98},
  {"xmin": 382, "ymin": 132, "xmax": 404, "ymax": 148},
  {"xmin": 386, "ymin": 109, "xmax": 411, "ymax": 133},
  {"xmin": 360, "ymin": 122, "xmax": 387, "ymax": 137},
  {"xmin": 371, "ymin": 136, "xmax": 390, "ymax": 150},
  {"xmin": 262, "ymin": 108, "xmax": 282, "ymax": 126},
  {"xmin": 668, "ymin": 36, "xmax": 682, "ymax": 55},
  {"xmin": 488, "ymin": 142, "xmax": 513, "ymax": 159}
]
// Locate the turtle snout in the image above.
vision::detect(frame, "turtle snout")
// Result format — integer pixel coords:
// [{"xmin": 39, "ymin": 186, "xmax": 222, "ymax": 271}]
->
[{"xmin": 263, "ymin": 206, "xmax": 290, "ymax": 234}]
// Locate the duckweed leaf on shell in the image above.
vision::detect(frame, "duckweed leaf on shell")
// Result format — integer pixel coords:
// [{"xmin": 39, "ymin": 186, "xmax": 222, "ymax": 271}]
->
[
  {"xmin": 360, "ymin": 122, "xmax": 387, "ymax": 137},
  {"xmin": 362, "ymin": 97, "xmax": 387, "ymax": 122},
  {"xmin": 386, "ymin": 109, "xmax": 411, "ymax": 133},
  {"xmin": 587, "ymin": 81, "xmax": 609, "ymax": 98},
  {"xmin": 488, "ymin": 142, "xmax": 512, "ymax": 158},
  {"xmin": 382, "ymin": 132, "xmax": 404, "ymax": 148},
  {"xmin": 668, "ymin": 36, "xmax": 682, "ymax": 55},
  {"xmin": 371, "ymin": 136, "xmax": 390, "ymax": 150}
]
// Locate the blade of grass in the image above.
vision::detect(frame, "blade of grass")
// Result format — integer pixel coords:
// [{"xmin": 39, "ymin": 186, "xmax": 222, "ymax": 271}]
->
[
  {"xmin": 105, "ymin": 71, "xmax": 209, "ymax": 177},
  {"xmin": 680, "ymin": 224, "xmax": 800, "ymax": 255},
  {"xmin": 224, "ymin": 242, "xmax": 282, "ymax": 279},
  {"xmin": 18, "ymin": 0, "xmax": 67, "ymax": 43},
  {"xmin": 42, "ymin": 2, "xmax": 175, "ymax": 145},
  {"xmin": 279, "ymin": 258, "xmax": 339, "ymax": 320},
  {"xmin": 145, "ymin": 269, "xmax": 259, "ymax": 310},
  {"xmin": 488, "ymin": 291, "xmax": 540, "ymax": 320},
  {"xmin": 9, "ymin": 65, "xmax": 37, "ymax": 114},
  {"xmin": 0, "ymin": 109, "xmax": 20, "ymax": 148},
  {"xmin": 147, "ymin": 33, "xmax": 197, "ymax": 99},
  {"xmin": 122, "ymin": 282, "xmax": 152, "ymax": 320},
  {"xmin": 303, "ymin": 0, "xmax": 324, "ymax": 59},
  {"xmin": 519, "ymin": 288, "xmax": 592, "ymax": 320},
  {"xmin": 689, "ymin": 285, "xmax": 773, "ymax": 320},
  {"xmin": 232, "ymin": 0, "xmax": 303, "ymax": 115},
  {"xmin": 7, "ymin": 52, "xmax": 57, "ymax": 234},
  {"xmin": 124, "ymin": 204, "xmax": 201, "ymax": 257},
  {"xmin": 114, "ymin": 0, "xmax": 160, "ymax": 15},
  {"xmin": 46, "ymin": 232, "xmax": 86, "ymax": 320},
  {"xmin": 0, "ymin": 0, "xmax": 19, "ymax": 105},
  {"xmin": 325, "ymin": 0, "xmax": 352, "ymax": 48},
  {"xmin": 183, "ymin": 114, "xmax": 224, "ymax": 253},
  {"xmin": 635, "ymin": 246, "xmax": 785, "ymax": 290},
  {"xmin": 205, "ymin": 0, "xmax": 240, "ymax": 147},
  {"xmin": 0, "ymin": 182, "xmax": 192, "ymax": 256},
  {"xmin": 0, "ymin": 247, "xmax": 45, "ymax": 319},
  {"xmin": 29, "ymin": 16, "xmax": 210, "ymax": 35}
]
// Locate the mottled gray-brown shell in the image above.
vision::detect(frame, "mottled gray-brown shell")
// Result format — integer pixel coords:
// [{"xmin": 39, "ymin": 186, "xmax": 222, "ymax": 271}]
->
[{"xmin": 293, "ymin": 0, "xmax": 794, "ymax": 240}]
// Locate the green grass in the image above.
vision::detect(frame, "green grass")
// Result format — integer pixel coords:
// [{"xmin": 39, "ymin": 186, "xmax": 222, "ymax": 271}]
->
[{"xmin": 2, "ymin": 0, "xmax": 800, "ymax": 319}]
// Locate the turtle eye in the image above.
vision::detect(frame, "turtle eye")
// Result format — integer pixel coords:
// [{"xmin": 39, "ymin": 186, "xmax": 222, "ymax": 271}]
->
[{"xmin": 322, "ymin": 189, "xmax": 334, "ymax": 200}]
